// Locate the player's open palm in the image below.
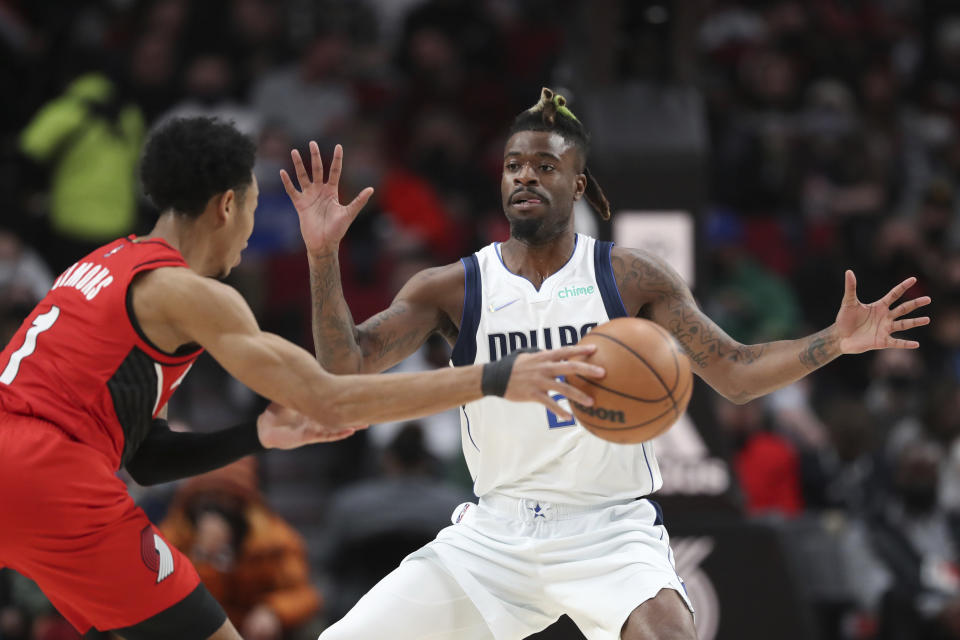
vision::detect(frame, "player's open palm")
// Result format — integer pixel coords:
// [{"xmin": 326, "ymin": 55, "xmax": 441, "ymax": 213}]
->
[
  {"xmin": 835, "ymin": 270, "xmax": 931, "ymax": 354},
  {"xmin": 256, "ymin": 401, "xmax": 365, "ymax": 449},
  {"xmin": 505, "ymin": 345, "xmax": 606, "ymax": 420},
  {"xmin": 280, "ymin": 141, "xmax": 374, "ymax": 254}
]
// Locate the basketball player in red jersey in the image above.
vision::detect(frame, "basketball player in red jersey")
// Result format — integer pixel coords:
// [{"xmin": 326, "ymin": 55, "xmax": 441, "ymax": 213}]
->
[
  {"xmin": 0, "ymin": 117, "xmax": 604, "ymax": 640},
  {"xmin": 290, "ymin": 89, "xmax": 932, "ymax": 640}
]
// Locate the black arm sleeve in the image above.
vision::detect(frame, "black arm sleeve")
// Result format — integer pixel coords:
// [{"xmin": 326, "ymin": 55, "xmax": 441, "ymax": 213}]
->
[{"xmin": 124, "ymin": 419, "xmax": 265, "ymax": 486}]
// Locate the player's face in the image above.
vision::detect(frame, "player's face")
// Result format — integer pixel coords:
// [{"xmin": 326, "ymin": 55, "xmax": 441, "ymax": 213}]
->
[
  {"xmin": 220, "ymin": 173, "xmax": 259, "ymax": 278},
  {"xmin": 501, "ymin": 131, "xmax": 585, "ymax": 244}
]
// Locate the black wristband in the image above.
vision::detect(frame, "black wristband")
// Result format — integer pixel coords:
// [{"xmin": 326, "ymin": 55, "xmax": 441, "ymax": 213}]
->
[{"xmin": 482, "ymin": 347, "xmax": 540, "ymax": 397}]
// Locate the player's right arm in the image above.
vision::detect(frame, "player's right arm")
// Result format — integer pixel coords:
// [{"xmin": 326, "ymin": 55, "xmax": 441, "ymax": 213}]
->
[
  {"xmin": 309, "ymin": 254, "xmax": 462, "ymax": 373},
  {"xmin": 132, "ymin": 267, "xmax": 602, "ymax": 427},
  {"xmin": 284, "ymin": 141, "xmax": 455, "ymax": 374}
]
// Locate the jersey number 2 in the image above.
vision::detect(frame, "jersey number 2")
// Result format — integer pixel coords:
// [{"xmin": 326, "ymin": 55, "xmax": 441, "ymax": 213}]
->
[
  {"xmin": 546, "ymin": 376, "xmax": 576, "ymax": 428},
  {"xmin": 0, "ymin": 306, "xmax": 60, "ymax": 385},
  {"xmin": 547, "ymin": 393, "xmax": 576, "ymax": 428}
]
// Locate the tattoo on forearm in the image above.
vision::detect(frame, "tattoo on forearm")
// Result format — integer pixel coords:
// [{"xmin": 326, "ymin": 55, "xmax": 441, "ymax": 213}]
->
[
  {"xmin": 309, "ymin": 256, "xmax": 361, "ymax": 367},
  {"xmin": 798, "ymin": 333, "xmax": 836, "ymax": 371},
  {"xmin": 613, "ymin": 252, "xmax": 764, "ymax": 369},
  {"xmin": 359, "ymin": 303, "xmax": 425, "ymax": 362}
]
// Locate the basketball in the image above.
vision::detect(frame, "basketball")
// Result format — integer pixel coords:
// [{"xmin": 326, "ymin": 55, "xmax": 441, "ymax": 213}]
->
[{"xmin": 568, "ymin": 318, "xmax": 693, "ymax": 444}]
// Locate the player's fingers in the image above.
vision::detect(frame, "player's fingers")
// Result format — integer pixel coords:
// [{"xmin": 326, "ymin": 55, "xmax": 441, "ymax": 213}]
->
[
  {"xmin": 545, "ymin": 360, "xmax": 605, "ymax": 380},
  {"xmin": 891, "ymin": 317, "xmax": 930, "ymax": 332},
  {"xmin": 891, "ymin": 296, "xmax": 932, "ymax": 318},
  {"xmin": 882, "ymin": 276, "xmax": 918, "ymax": 307},
  {"xmin": 843, "ymin": 269, "xmax": 857, "ymax": 303},
  {"xmin": 312, "ymin": 426, "xmax": 355, "ymax": 440},
  {"xmin": 309, "ymin": 140, "xmax": 323, "ymax": 183},
  {"xmin": 279, "ymin": 169, "xmax": 299, "ymax": 199},
  {"xmin": 322, "ymin": 428, "xmax": 356, "ymax": 442},
  {"xmin": 291, "ymin": 148, "xmax": 310, "ymax": 187},
  {"xmin": 544, "ymin": 344, "xmax": 597, "ymax": 361},
  {"xmin": 538, "ymin": 394, "xmax": 573, "ymax": 420},
  {"xmin": 551, "ymin": 379, "xmax": 594, "ymax": 407},
  {"xmin": 346, "ymin": 187, "xmax": 375, "ymax": 219},
  {"xmin": 888, "ymin": 337, "xmax": 920, "ymax": 349},
  {"xmin": 328, "ymin": 144, "xmax": 343, "ymax": 188}
]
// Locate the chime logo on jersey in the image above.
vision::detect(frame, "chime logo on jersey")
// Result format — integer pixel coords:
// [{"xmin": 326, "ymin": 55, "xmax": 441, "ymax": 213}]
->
[
  {"xmin": 140, "ymin": 526, "xmax": 174, "ymax": 583},
  {"xmin": 487, "ymin": 322, "xmax": 597, "ymax": 361},
  {"xmin": 557, "ymin": 283, "xmax": 595, "ymax": 300}
]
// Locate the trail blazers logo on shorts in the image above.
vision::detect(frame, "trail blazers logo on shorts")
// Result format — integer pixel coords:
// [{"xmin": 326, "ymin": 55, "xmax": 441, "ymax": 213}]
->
[{"xmin": 140, "ymin": 526, "xmax": 174, "ymax": 583}]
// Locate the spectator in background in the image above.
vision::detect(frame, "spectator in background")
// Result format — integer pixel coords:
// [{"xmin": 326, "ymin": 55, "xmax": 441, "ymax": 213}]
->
[
  {"xmin": 862, "ymin": 438, "xmax": 960, "ymax": 640},
  {"xmin": 160, "ymin": 459, "xmax": 321, "ymax": 640},
  {"xmin": 0, "ymin": 229, "xmax": 54, "ymax": 349},
  {"xmin": 19, "ymin": 71, "xmax": 145, "ymax": 273},
  {"xmin": 251, "ymin": 32, "xmax": 356, "ymax": 144},
  {"xmin": 127, "ymin": 30, "xmax": 179, "ymax": 123},
  {"xmin": 715, "ymin": 395, "xmax": 805, "ymax": 517},
  {"xmin": 809, "ymin": 396, "xmax": 880, "ymax": 513},
  {"xmin": 318, "ymin": 423, "xmax": 472, "ymax": 625},
  {"xmin": 156, "ymin": 51, "xmax": 261, "ymax": 137},
  {"xmin": 864, "ymin": 348, "xmax": 928, "ymax": 433},
  {"xmin": 704, "ymin": 209, "xmax": 802, "ymax": 344},
  {"xmin": 0, "ymin": 230, "xmax": 53, "ymax": 308}
]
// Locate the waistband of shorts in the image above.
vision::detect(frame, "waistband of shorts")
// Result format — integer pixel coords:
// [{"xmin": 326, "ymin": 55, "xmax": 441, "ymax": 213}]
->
[{"xmin": 478, "ymin": 493, "xmax": 642, "ymax": 522}]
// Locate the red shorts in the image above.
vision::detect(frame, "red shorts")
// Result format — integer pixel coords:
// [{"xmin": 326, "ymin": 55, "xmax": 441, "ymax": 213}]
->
[{"xmin": 0, "ymin": 413, "xmax": 201, "ymax": 634}]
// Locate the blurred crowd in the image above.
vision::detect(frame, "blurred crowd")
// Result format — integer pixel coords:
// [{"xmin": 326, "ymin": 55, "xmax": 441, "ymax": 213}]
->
[{"xmin": 3, "ymin": 0, "xmax": 960, "ymax": 639}]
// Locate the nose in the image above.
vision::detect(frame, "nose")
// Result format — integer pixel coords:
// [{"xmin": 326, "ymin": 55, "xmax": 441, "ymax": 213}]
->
[{"xmin": 514, "ymin": 163, "xmax": 539, "ymax": 186}]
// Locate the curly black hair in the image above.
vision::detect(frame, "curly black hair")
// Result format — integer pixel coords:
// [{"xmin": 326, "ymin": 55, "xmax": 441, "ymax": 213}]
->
[
  {"xmin": 508, "ymin": 88, "xmax": 611, "ymax": 220},
  {"xmin": 140, "ymin": 117, "xmax": 257, "ymax": 217}
]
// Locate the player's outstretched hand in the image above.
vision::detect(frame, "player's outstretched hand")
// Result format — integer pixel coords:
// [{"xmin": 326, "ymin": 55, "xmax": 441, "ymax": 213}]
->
[
  {"xmin": 280, "ymin": 141, "xmax": 375, "ymax": 254},
  {"xmin": 256, "ymin": 401, "xmax": 366, "ymax": 449},
  {"xmin": 504, "ymin": 345, "xmax": 605, "ymax": 420},
  {"xmin": 835, "ymin": 270, "xmax": 932, "ymax": 354}
]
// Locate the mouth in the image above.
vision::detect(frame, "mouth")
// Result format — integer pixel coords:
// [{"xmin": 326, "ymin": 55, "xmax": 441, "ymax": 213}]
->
[{"xmin": 510, "ymin": 191, "xmax": 547, "ymax": 211}]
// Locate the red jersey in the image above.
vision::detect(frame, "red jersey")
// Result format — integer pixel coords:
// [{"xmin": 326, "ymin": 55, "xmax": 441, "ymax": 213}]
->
[{"xmin": 0, "ymin": 236, "xmax": 203, "ymax": 469}]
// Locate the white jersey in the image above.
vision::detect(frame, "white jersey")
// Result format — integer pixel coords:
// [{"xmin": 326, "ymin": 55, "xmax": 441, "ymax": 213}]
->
[{"xmin": 451, "ymin": 234, "xmax": 663, "ymax": 506}]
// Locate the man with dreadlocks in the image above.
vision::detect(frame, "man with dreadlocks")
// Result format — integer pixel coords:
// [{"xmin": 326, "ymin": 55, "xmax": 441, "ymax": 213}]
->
[{"xmin": 284, "ymin": 88, "xmax": 931, "ymax": 639}]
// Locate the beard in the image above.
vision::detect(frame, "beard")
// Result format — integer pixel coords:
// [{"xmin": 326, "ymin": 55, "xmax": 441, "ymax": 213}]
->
[
  {"xmin": 507, "ymin": 212, "xmax": 570, "ymax": 245},
  {"xmin": 509, "ymin": 216, "xmax": 545, "ymax": 243}
]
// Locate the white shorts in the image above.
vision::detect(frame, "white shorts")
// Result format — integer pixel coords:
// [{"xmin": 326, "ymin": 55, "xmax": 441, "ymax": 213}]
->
[{"xmin": 408, "ymin": 494, "xmax": 694, "ymax": 640}]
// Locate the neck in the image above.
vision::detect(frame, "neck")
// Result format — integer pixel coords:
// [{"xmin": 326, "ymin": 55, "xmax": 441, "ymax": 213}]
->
[
  {"xmin": 143, "ymin": 212, "xmax": 214, "ymax": 276},
  {"xmin": 500, "ymin": 231, "xmax": 577, "ymax": 290}
]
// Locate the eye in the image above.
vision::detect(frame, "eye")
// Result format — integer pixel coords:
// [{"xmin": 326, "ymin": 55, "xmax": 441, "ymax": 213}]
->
[
  {"xmin": 506, "ymin": 161, "xmax": 520, "ymax": 171},
  {"xmin": 540, "ymin": 164, "xmax": 555, "ymax": 172}
]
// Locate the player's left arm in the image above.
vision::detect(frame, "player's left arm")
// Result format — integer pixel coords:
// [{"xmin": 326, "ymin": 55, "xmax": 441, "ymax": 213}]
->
[
  {"xmin": 612, "ymin": 247, "xmax": 931, "ymax": 404},
  {"xmin": 125, "ymin": 403, "xmax": 356, "ymax": 486}
]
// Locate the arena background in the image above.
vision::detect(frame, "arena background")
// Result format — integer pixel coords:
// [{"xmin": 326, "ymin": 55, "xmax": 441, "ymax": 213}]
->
[{"xmin": 1, "ymin": 1, "xmax": 959, "ymax": 639}]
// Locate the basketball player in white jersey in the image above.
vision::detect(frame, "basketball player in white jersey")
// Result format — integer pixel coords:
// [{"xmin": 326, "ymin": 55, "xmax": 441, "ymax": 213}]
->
[{"xmin": 282, "ymin": 88, "xmax": 931, "ymax": 640}]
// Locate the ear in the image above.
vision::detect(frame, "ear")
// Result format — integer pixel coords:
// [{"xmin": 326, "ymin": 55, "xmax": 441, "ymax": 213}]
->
[
  {"xmin": 573, "ymin": 172, "xmax": 587, "ymax": 201},
  {"xmin": 214, "ymin": 189, "xmax": 236, "ymax": 227}
]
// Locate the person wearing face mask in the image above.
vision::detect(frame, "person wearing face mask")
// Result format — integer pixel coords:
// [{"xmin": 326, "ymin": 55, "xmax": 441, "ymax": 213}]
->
[
  {"xmin": 155, "ymin": 53, "xmax": 262, "ymax": 138},
  {"xmin": 862, "ymin": 439, "xmax": 960, "ymax": 639}
]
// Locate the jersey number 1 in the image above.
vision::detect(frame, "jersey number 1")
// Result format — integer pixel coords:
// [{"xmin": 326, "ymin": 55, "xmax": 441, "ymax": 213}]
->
[{"xmin": 0, "ymin": 306, "xmax": 60, "ymax": 385}]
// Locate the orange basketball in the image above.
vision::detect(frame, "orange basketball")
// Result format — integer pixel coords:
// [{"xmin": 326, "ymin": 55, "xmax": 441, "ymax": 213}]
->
[{"xmin": 569, "ymin": 318, "xmax": 692, "ymax": 444}]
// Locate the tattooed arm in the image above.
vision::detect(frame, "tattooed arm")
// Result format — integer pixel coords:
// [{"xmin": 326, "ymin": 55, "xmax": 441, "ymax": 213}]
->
[
  {"xmin": 309, "ymin": 255, "xmax": 463, "ymax": 373},
  {"xmin": 612, "ymin": 248, "xmax": 930, "ymax": 404},
  {"xmin": 282, "ymin": 140, "xmax": 463, "ymax": 373}
]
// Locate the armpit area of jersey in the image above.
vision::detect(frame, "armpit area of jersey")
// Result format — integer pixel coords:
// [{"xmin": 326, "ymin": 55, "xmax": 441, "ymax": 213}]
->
[{"xmin": 124, "ymin": 418, "xmax": 264, "ymax": 486}]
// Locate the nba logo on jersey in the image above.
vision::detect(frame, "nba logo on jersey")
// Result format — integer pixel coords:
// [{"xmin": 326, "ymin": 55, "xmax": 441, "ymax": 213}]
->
[{"xmin": 103, "ymin": 243, "xmax": 125, "ymax": 258}]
